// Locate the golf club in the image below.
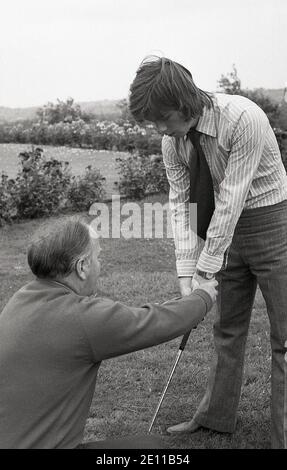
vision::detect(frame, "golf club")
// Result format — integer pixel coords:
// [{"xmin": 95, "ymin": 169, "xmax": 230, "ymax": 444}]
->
[{"xmin": 148, "ymin": 327, "xmax": 194, "ymax": 433}]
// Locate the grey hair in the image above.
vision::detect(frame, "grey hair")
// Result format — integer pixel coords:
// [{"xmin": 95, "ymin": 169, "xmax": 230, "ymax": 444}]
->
[{"xmin": 27, "ymin": 217, "xmax": 92, "ymax": 279}]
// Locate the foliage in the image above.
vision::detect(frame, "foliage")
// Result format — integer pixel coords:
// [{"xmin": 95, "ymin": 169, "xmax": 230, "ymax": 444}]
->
[
  {"xmin": 68, "ymin": 166, "xmax": 106, "ymax": 211},
  {"xmin": 217, "ymin": 64, "xmax": 242, "ymax": 95},
  {"xmin": 275, "ymin": 129, "xmax": 287, "ymax": 171},
  {"xmin": 0, "ymin": 147, "xmax": 106, "ymax": 224},
  {"xmin": 13, "ymin": 147, "xmax": 72, "ymax": 219},
  {"xmin": 0, "ymin": 174, "xmax": 18, "ymax": 226},
  {"xmin": 217, "ymin": 65, "xmax": 280, "ymax": 127},
  {"xmin": 116, "ymin": 153, "xmax": 169, "ymax": 199},
  {"xmin": 36, "ymin": 97, "xmax": 84, "ymax": 124},
  {"xmin": 0, "ymin": 119, "xmax": 162, "ymax": 155},
  {"xmin": 277, "ymin": 102, "xmax": 287, "ymax": 131},
  {"xmin": 116, "ymin": 98, "xmax": 136, "ymax": 125}
]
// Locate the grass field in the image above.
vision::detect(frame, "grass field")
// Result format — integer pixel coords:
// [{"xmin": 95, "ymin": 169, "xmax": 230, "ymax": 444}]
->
[
  {"xmin": 0, "ymin": 143, "xmax": 127, "ymax": 199},
  {"xmin": 0, "ymin": 192, "xmax": 272, "ymax": 449}
]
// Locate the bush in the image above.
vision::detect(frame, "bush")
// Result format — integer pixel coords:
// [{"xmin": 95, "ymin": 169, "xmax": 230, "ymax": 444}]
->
[
  {"xmin": 0, "ymin": 147, "xmax": 106, "ymax": 224},
  {"xmin": 67, "ymin": 166, "xmax": 106, "ymax": 211},
  {"xmin": 275, "ymin": 129, "xmax": 287, "ymax": 171},
  {"xmin": 0, "ymin": 174, "xmax": 18, "ymax": 226},
  {"xmin": 116, "ymin": 153, "xmax": 169, "ymax": 199},
  {"xmin": 14, "ymin": 148, "xmax": 72, "ymax": 219},
  {"xmin": 0, "ymin": 119, "xmax": 162, "ymax": 155}
]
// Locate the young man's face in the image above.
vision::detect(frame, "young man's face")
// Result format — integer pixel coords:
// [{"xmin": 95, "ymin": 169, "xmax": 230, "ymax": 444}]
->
[{"xmin": 153, "ymin": 110, "xmax": 199, "ymax": 138}]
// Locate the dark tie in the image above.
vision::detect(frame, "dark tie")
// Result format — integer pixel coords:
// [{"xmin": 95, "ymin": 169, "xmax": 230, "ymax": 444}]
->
[{"xmin": 188, "ymin": 128, "xmax": 215, "ymax": 240}]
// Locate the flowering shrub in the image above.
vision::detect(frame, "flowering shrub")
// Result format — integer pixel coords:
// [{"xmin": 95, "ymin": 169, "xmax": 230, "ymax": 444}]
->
[
  {"xmin": 12, "ymin": 147, "xmax": 72, "ymax": 219},
  {"xmin": 0, "ymin": 147, "xmax": 106, "ymax": 225},
  {"xmin": 0, "ymin": 174, "xmax": 18, "ymax": 225},
  {"xmin": 116, "ymin": 153, "xmax": 169, "ymax": 199},
  {"xmin": 0, "ymin": 120, "xmax": 162, "ymax": 155},
  {"xmin": 1, "ymin": 117, "xmax": 286, "ymax": 172},
  {"xmin": 68, "ymin": 166, "xmax": 106, "ymax": 211}
]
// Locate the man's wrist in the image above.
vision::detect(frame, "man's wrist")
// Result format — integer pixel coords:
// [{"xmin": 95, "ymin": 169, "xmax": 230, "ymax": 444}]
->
[{"xmin": 195, "ymin": 269, "xmax": 215, "ymax": 280}]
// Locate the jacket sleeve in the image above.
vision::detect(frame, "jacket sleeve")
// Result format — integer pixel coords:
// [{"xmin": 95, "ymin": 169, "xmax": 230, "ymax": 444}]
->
[{"xmin": 77, "ymin": 289, "xmax": 212, "ymax": 362}]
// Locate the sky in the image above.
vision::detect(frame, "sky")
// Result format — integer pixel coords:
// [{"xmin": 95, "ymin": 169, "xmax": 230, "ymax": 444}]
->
[{"xmin": 0, "ymin": 0, "xmax": 286, "ymax": 108}]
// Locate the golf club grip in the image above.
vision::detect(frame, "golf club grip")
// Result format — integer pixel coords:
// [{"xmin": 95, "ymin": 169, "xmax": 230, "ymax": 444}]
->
[
  {"xmin": 179, "ymin": 329, "xmax": 192, "ymax": 351},
  {"xmin": 161, "ymin": 296, "xmax": 197, "ymax": 351}
]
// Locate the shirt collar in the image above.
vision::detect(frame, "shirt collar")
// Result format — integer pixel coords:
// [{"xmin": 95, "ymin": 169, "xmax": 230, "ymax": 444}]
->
[{"xmin": 195, "ymin": 102, "xmax": 217, "ymax": 138}]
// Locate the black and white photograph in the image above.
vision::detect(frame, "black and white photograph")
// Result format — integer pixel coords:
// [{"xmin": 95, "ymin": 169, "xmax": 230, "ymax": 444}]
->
[{"xmin": 0, "ymin": 0, "xmax": 287, "ymax": 453}]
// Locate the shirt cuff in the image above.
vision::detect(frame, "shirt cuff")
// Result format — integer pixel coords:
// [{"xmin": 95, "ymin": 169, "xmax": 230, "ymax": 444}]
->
[
  {"xmin": 176, "ymin": 259, "xmax": 197, "ymax": 277},
  {"xmin": 196, "ymin": 247, "xmax": 224, "ymax": 274}
]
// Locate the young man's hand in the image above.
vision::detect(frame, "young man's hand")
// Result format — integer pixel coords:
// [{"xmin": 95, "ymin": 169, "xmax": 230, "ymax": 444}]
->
[
  {"xmin": 178, "ymin": 277, "xmax": 193, "ymax": 297},
  {"xmin": 192, "ymin": 271, "xmax": 215, "ymax": 289}
]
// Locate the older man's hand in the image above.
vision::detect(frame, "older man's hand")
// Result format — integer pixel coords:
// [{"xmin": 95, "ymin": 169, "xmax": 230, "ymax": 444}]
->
[
  {"xmin": 179, "ymin": 275, "xmax": 218, "ymax": 304},
  {"xmin": 193, "ymin": 278, "xmax": 218, "ymax": 303}
]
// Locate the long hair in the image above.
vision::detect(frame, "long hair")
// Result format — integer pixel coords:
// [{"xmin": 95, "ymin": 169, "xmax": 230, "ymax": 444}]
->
[{"xmin": 129, "ymin": 56, "xmax": 213, "ymax": 123}]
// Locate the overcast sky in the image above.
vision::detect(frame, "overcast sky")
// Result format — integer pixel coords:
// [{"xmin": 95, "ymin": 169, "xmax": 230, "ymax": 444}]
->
[{"xmin": 0, "ymin": 0, "xmax": 286, "ymax": 107}]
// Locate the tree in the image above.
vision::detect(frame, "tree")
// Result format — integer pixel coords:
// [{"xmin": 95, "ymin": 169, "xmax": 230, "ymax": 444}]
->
[
  {"xmin": 277, "ymin": 102, "xmax": 287, "ymax": 131},
  {"xmin": 217, "ymin": 66, "xmax": 279, "ymax": 127},
  {"xmin": 36, "ymin": 98, "xmax": 83, "ymax": 124},
  {"xmin": 217, "ymin": 64, "xmax": 242, "ymax": 95},
  {"xmin": 116, "ymin": 98, "xmax": 136, "ymax": 124}
]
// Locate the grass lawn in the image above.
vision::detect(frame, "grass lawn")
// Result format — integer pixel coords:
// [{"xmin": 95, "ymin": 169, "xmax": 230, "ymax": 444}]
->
[
  {"xmin": 0, "ymin": 193, "xmax": 272, "ymax": 449},
  {"xmin": 0, "ymin": 143, "xmax": 127, "ymax": 199}
]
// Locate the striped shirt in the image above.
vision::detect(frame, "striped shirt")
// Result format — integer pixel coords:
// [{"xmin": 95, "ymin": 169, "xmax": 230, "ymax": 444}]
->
[{"xmin": 162, "ymin": 93, "xmax": 287, "ymax": 277}]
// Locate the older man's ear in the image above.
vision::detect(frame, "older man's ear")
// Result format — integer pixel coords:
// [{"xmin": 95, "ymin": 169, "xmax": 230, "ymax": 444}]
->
[{"xmin": 75, "ymin": 258, "xmax": 89, "ymax": 280}]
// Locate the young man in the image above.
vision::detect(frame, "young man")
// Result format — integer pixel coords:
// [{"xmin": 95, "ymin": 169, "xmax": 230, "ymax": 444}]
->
[
  {"xmin": 129, "ymin": 56, "xmax": 287, "ymax": 448},
  {"xmin": 0, "ymin": 217, "xmax": 217, "ymax": 449}
]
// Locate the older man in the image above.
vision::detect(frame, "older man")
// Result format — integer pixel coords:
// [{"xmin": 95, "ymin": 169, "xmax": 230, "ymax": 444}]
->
[{"xmin": 0, "ymin": 217, "xmax": 217, "ymax": 449}]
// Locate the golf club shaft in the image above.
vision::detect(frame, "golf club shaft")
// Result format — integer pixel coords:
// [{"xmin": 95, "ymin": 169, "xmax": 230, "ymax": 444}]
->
[
  {"xmin": 148, "ymin": 298, "xmax": 195, "ymax": 433},
  {"xmin": 148, "ymin": 328, "xmax": 193, "ymax": 433},
  {"xmin": 148, "ymin": 349, "xmax": 183, "ymax": 433}
]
